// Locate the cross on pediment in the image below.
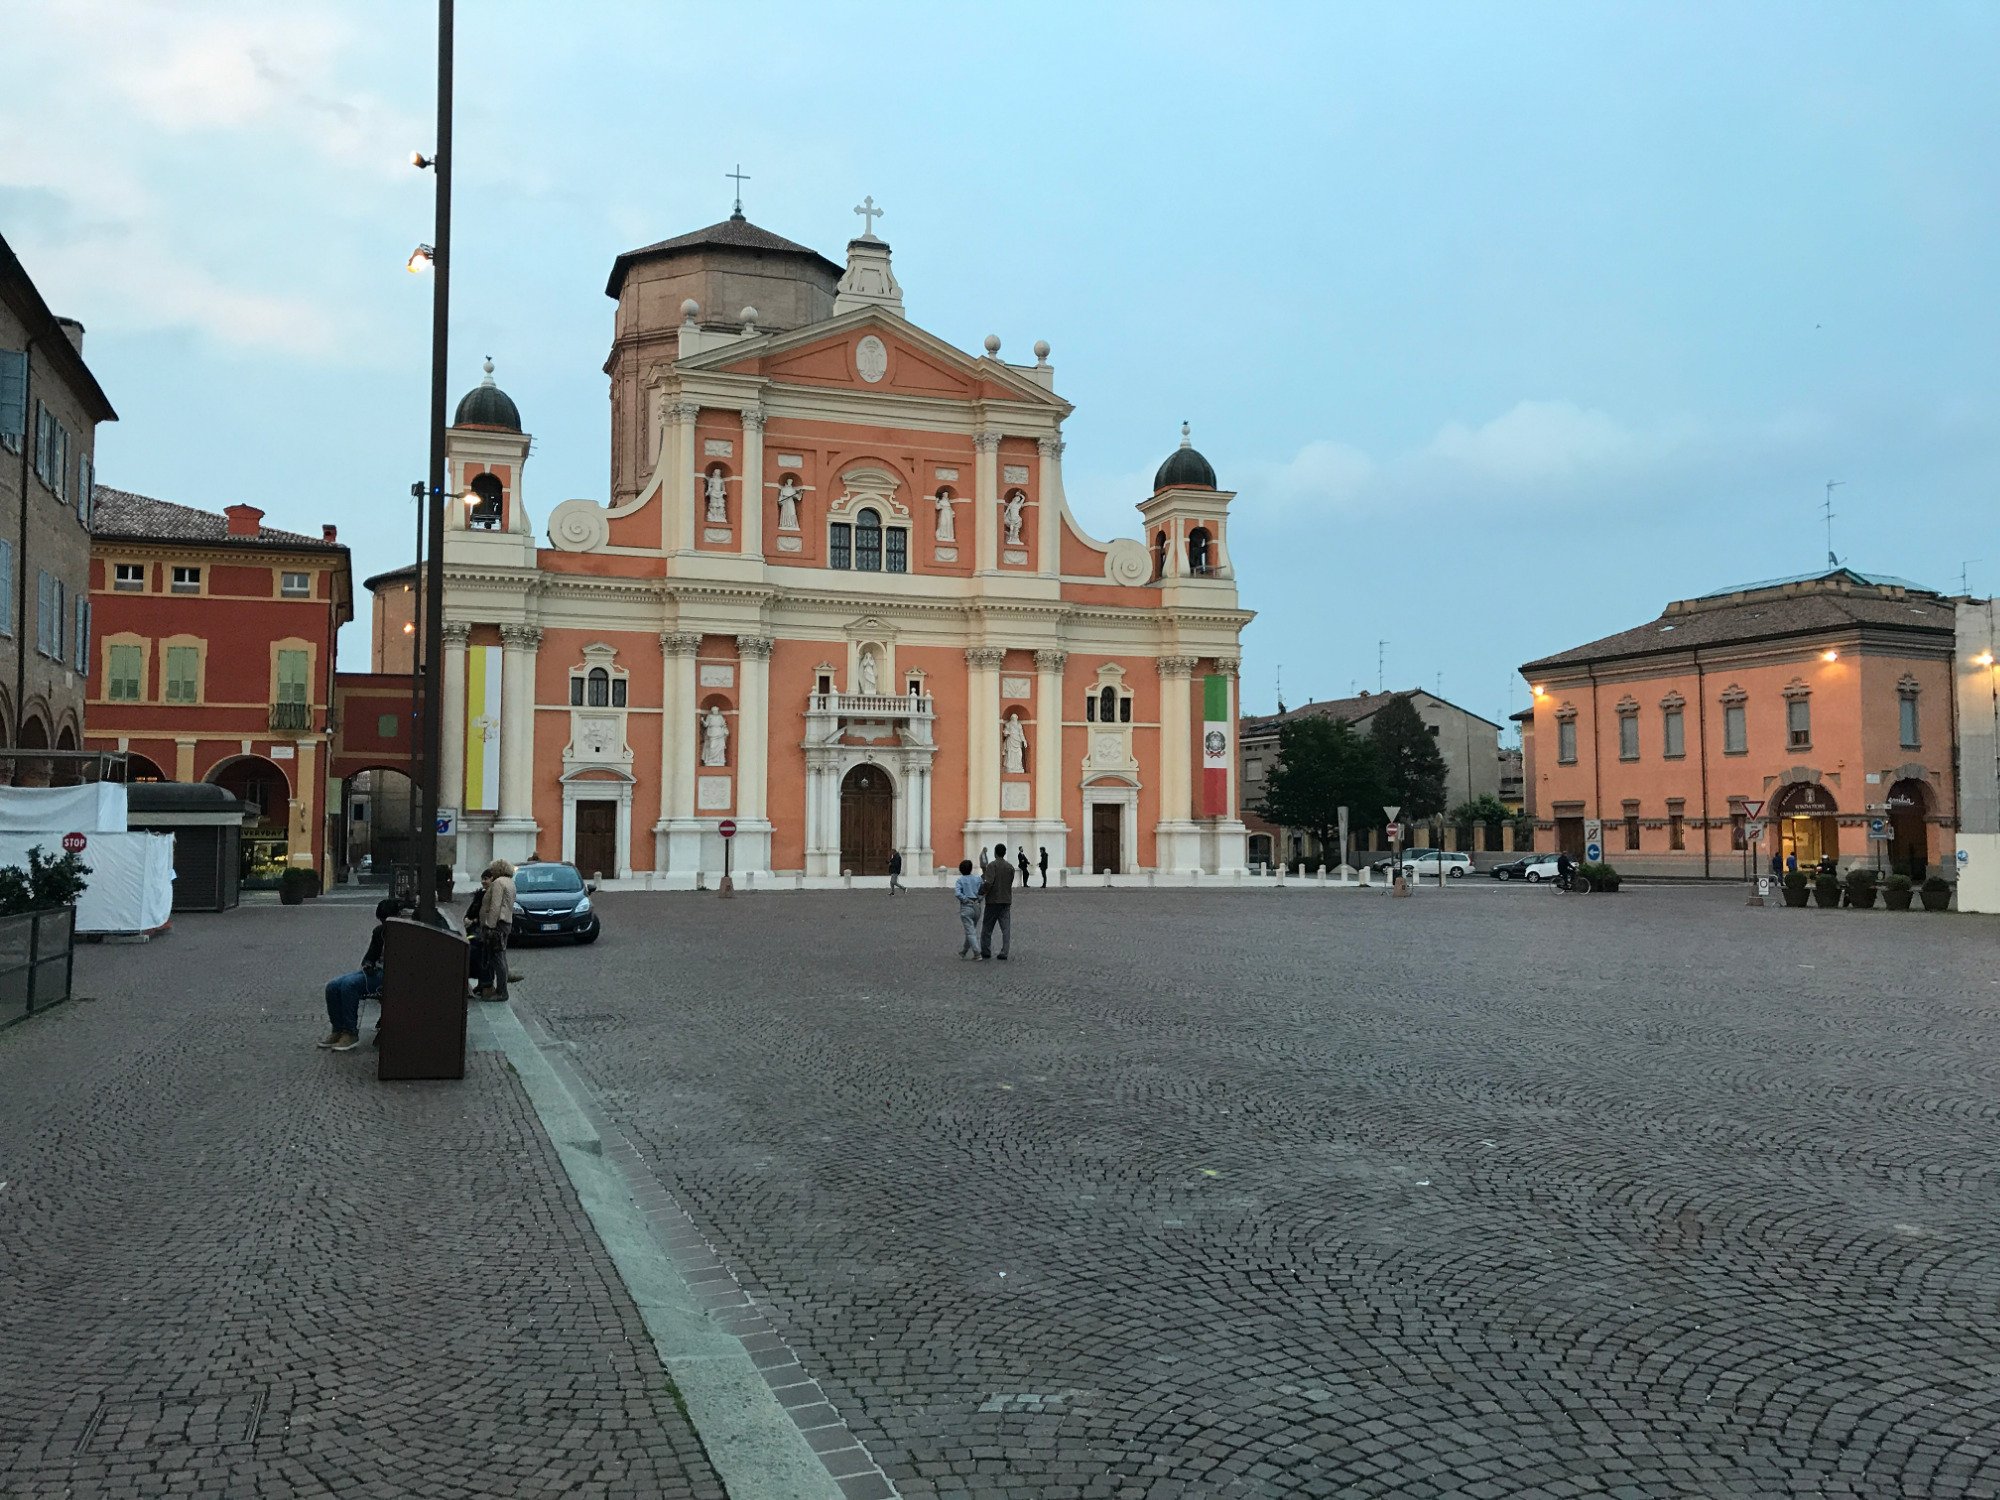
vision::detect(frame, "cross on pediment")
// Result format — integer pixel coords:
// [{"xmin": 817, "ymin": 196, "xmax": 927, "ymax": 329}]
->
[{"xmin": 853, "ymin": 195, "xmax": 884, "ymax": 237}]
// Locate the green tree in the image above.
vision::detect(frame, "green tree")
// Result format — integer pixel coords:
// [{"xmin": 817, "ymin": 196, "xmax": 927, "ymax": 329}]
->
[
  {"xmin": 1449, "ymin": 794, "xmax": 1512, "ymax": 828},
  {"xmin": 1369, "ymin": 694, "xmax": 1448, "ymax": 820},
  {"xmin": 1258, "ymin": 717, "xmax": 1386, "ymax": 861}
]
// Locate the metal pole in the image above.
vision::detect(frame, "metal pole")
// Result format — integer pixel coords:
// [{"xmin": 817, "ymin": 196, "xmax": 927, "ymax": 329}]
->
[
  {"xmin": 413, "ymin": 0, "xmax": 452, "ymax": 923},
  {"xmin": 408, "ymin": 484, "xmax": 423, "ymax": 844}
]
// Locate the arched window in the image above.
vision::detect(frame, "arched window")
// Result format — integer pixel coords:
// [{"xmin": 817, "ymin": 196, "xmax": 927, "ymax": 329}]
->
[
  {"xmin": 586, "ymin": 667, "xmax": 610, "ymax": 707},
  {"xmin": 1100, "ymin": 686, "xmax": 1117, "ymax": 723},
  {"xmin": 1155, "ymin": 530, "xmax": 1168, "ymax": 578},
  {"xmin": 1188, "ymin": 527, "xmax": 1212, "ymax": 574},
  {"xmin": 468, "ymin": 472, "xmax": 504, "ymax": 529},
  {"xmin": 855, "ymin": 509, "xmax": 883, "ymax": 572}
]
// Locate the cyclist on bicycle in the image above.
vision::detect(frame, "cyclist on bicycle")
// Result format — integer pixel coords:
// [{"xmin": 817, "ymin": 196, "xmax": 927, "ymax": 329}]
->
[{"xmin": 1555, "ymin": 850, "xmax": 1577, "ymax": 890}]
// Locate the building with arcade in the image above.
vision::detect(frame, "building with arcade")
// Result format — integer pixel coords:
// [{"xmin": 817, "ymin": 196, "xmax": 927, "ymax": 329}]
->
[{"xmin": 433, "ymin": 204, "xmax": 1251, "ymax": 884}]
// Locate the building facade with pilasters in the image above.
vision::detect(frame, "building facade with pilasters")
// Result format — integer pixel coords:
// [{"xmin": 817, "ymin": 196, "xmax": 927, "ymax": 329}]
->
[{"xmin": 435, "ymin": 210, "xmax": 1251, "ymax": 884}]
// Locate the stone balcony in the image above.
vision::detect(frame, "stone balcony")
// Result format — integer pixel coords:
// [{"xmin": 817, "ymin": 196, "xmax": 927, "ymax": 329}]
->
[{"xmin": 805, "ymin": 691, "xmax": 935, "ymax": 746}]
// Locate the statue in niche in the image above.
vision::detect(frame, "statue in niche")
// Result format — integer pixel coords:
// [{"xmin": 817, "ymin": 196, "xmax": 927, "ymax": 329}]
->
[
  {"xmin": 934, "ymin": 490, "xmax": 956, "ymax": 543},
  {"xmin": 1001, "ymin": 711, "xmax": 1027, "ymax": 775},
  {"xmin": 857, "ymin": 649, "xmax": 879, "ymax": 696},
  {"xmin": 705, "ymin": 466, "xmax": 729, "ymax": 524},
  {"xmin": 700, "ymin": 706, "xmax": 728, "ymax": 766},
  {"xmin": 776, "ymin": 477, "xmax": 801, "ymax": 532},
  {"xmin": 1002, "ymin": 491, "xmax": 1025, "ymax": 546}
]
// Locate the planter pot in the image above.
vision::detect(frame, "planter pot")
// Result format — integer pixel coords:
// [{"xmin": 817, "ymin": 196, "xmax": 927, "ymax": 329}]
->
[
  {"xmin": 1884, "ymin": 889, "xmax": 1914, "ymax": 911},
  {"xmin": 279, "ymin": 886, "xmax": 306, "ymax": 906},
  {"xmin": 1920, "ymin": 887, "xmax": 1952, "ymax": 912},
  {"xmin": 1782, "ymin": 886, "xmax": 1810, "ymax": 908},
  {"xmin": 1846, "ymin": 888, "xmax": 1878, "ymax": 909},
  {"xmin": 1812, "ymin": 884, "xmax": 1841, "ymax": 908},
  {"xmin": 0, "ymin": 906, "xmax": 76, "ymax": 1027}
]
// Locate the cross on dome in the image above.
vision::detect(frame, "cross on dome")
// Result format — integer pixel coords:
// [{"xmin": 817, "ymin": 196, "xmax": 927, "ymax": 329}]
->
[
  {"xmin": 853, "ymin": 195, "xmax": 884, "ymax": 238},
  {"xmin": 727, "ymin": 163, "xmax": 751, "ymax": 221}
]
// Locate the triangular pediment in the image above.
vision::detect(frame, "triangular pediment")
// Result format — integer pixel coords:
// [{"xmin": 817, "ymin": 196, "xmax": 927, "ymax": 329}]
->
[{"xmin": 683, "ymin": 307, "xmax": 1069, "ymax": 410}]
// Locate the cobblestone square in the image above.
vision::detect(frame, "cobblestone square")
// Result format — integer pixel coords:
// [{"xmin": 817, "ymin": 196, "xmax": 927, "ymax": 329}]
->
[
  {"xmin": 4, "ymin": 884, "xmax": 1998, "ymax": 1498},
  {"xmin": 545, "ymin": 883, "xmax": 2000, "ymax": 1499}
]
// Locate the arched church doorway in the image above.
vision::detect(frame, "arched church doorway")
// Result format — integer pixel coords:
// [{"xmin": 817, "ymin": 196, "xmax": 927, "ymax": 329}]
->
[
  {"xmin": 1886, "ymin": 778, "xmax": 1930, "ymax": 879},
  {"xmin": 839, "ymin": 763, "xmax": 893, "ymax": 875},
  {"xmin": 1774, "ymin": 780, "xmax": 1839, "ymax": 868}
]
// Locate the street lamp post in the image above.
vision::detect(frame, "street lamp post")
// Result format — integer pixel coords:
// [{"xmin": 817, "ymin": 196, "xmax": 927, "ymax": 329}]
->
[{"xmin": 411, "ymin": 0, "xmax": 453, "ymax": 923}]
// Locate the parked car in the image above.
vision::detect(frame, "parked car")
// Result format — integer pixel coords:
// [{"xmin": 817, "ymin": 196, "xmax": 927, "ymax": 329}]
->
[
  {"xmin": 1489, "ymin": 856, "xmax": 1537, "ymax": 880},
  {"xmin": 1401, "ymin": 849, "xmax": 1473, "ymax": 879},
  {"xmin": 509, "ymin": 860, "xmax": 601, "ymax": 944},
  {"xmin": 1519, "ymin": 854, "xmax": 1564, "ymax": 882}
]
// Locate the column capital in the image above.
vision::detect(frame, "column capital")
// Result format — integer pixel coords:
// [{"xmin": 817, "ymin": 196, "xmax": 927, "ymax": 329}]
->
[
  {"xmin": 440, "ymin": 621, "xmax": 472, "ymax": 646},
  {"xmin": 1157, "ymin": 655, "xmax": 1200, "ymax": 679},
  {"xmin": 1209, "ymin": 657, "xmax": 1240, "ymax": 678},
  {"xmin": 666, "ymin": 401, "xmax": 701, "ymax": 423},
  {"xmin": 972, "ymin": 430, "xmax": 1004, "ymax": 454},
  {"xmin": 964, "ymin": 646, "xmax": 1007, "ymax": 670},
  {"xmin": 740, "ymin": 405, "xmax": 767, "ymax": 432},
  {"xmin": 1033, "ymin": 649, "xmax": 1068, "ymax": 673},
  {"xmin": 736, "ymin": 634, "xmax": 776, "ymax": 661},
  {"xmin": 660, "ymin": 631, "xmax": 702, "ymax": 657},
  {"xmin": 1036, "ymin": 436, "xmax": 1066, "ymax": 460},
  {"xmin": 498, "ymin": 623, "xmax": 543, "ymax": 651}
]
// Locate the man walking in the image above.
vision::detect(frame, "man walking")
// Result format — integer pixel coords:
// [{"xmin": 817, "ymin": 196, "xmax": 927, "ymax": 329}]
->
[
  {"xmin": 979, "ymin": 842, "xmax": 1016, "ymax": 960},
  {"xmin": 477, "ymin": 859, "xmax": 517, "ymax": 1000},
  {"xmin": 1038, "ymin": 846, "xmax": 1049, "ymax": 888},
  {"xmin": 888, "ymin": 849, "xmax": 904, "ymax": 894}
]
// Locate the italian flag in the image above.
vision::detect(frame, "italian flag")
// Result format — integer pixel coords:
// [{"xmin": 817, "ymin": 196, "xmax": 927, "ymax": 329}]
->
[{"xmin": 1202, "ymin": 673, "xmax": 1230, "ymax": 815}]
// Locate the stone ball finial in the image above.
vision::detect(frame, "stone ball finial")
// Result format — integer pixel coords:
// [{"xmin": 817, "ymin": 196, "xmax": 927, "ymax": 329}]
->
[
  {"xmin": 481, "ymin": 355, "xmax": 496, "ymax": 379},
  {"xmin": 740, "ymin": 306, "xmax": 759, "ymax": 333},
  {"xmin": 983, "ymin": 334, "xmax": 1002, "ymax": 356},
  {"xmin": 681, "ymin": 298, "xmax": 701, "ymax": 325},
  {"xmin": 1033, "ymin": 339, "xmax": 1051, "ymax": 363}
]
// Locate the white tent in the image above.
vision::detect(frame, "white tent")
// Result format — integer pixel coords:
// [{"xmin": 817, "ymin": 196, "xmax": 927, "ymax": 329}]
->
[
  {"xmin": 0, "ymin": 830, "xmax": 173, "ymax": 934},
  {"xmin": 0, "ymin": 783, "xmax": 128, "ymax": 833}
]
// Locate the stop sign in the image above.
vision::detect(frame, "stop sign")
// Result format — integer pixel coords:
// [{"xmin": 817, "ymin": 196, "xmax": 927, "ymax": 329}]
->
[
  {"xmin": 61, "ymin": 831, "xmax": 87, "ymax": 854},
  {"xmin": 718, "ymin": 819, "xmax": 737, "ymax": 839}
]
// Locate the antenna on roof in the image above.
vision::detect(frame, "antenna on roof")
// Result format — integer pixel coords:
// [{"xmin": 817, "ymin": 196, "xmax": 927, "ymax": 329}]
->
[
  {"xmin": 1822, "ymin": 480, "xmax": 1844, "ymax": 568},
  {"xmin": 1275, "ymin": 664, "xmax": 1285, "ymax": 715},
  {"xmin": 1961, "ymin": 559, "xmax": 1981, "ymax": 595},
  {"xmin": 1377, "ymin": 640, "xmax": 1387, "ymax": 692}
]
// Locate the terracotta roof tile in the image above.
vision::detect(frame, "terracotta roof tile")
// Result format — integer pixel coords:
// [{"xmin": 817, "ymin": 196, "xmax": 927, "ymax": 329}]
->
[{"xmin": 91, "ymin": 487, "xmax": 341, "ymax": 551}]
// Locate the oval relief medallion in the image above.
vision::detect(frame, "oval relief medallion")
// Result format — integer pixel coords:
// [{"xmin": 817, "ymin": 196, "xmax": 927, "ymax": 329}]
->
[{"xmin": 855, "ymin": 335, "xmax": 888, "ymax": 384}]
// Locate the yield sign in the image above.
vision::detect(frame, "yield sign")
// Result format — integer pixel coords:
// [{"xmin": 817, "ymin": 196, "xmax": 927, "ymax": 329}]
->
[
  {"xmin": 1382, "ymin": 805, "xmax": 1401, "ymax": 822},
  {"xmin": 1741, "ymin": 799, "xmax": 1765, "ymax": 819}
]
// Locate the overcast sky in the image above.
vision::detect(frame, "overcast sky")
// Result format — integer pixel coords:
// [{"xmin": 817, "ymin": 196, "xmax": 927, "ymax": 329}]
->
[{"xmin": 5, "ymin": 0, "xmax": 1995, "ymax": 723}]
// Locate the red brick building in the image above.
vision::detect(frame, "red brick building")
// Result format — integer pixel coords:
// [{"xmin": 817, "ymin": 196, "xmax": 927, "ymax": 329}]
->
[{"xmin": 86, "ymin": 489, "xmax": 352, "ymax": 883}]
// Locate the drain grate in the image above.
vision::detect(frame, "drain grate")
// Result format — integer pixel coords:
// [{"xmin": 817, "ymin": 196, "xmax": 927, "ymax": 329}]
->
[{"xmin": 73, "ymin": 1387, "xmax": 266, "ymax": 1455}]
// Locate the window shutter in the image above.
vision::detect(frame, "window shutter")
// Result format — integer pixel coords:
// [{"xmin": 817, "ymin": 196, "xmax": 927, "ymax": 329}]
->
[
  {"xmin": 0, "ymin": 350, "xmax": 25, "ymax": 451},
  {"xmin": 33, "ymin": 402, "xmax": 47, "ymax": 485},
  {"xmin": 0, "ymin": 539, "xmax": 12, "ymax": 635},
  {"xmin": 35, "ymin": 570, "xmax": 48, "ymax": 655},
  {"xmin": 54, "ymin": 421, "xmax": 67, "ymax": 502},
  {"xmin": 76, "ymin": 597, "xmax": 89, "ymax": 672},
  {"xmin": 78, "ymin": 452, "xmax": 93, "ymax": 525},
  {"xmin": 53, "ymin": 578, "xmax": 65, "ymax": 658}
]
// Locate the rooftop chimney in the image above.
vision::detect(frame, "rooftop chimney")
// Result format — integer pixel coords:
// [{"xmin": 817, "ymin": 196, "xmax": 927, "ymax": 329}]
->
[
  {"xmin": 322, "ymin": 524, "xmax": 338, "ymax": 543},
  {"xmin": 224, "ymin": 503, "xmax": 264, "ymax": 538},
  {"xmin": 55, "ymin": 317, "xmax": 84, "ymax": 353}
]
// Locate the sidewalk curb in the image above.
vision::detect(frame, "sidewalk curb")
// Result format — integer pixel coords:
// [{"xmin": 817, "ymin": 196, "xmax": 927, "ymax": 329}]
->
[{"xmin": 472, "ymin": 1002, "xmax": 877, "ymax": 1500}]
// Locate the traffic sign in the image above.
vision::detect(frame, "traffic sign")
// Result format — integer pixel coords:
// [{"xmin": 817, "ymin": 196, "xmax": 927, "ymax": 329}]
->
[
  {"xmin": 60, "ymin": 831, "xmax": 86, "ymax": 854},
  {"xmin": 718, "ymin": 818, "xmax": 737, "ymax": 839},
  {"xmin": 1958, "ymin": 848, "xmax": 1970, "ymax": 865},
  {"xmin": 1584, "ymin": 840, "xmax": 1604, "ymax": 863},
  {"xmin": 1583, "ymin": 818, "xmax": 1602, "ymax": 843},
  {"xmin": 1745, "ymin": 821, "xmax": 1766, "ymax": 841},
  {"xmin": 436, "ymin": 807, "xmax": 456, "ymax": 837},
  {"xmin": 1867, "ymin": 818, "xmax": 1890, "ymax": 842},
  {"xmin": 1384, "ymin": 822, "xmax": 1402, "ymax": 842},
  {"xmin": 1382, "ymin": 805, "xmax": 1401, "ymax": 823},
  {"xmin": 1741, "ymin": 799, "xmax": 1765, "ymax": 819}
]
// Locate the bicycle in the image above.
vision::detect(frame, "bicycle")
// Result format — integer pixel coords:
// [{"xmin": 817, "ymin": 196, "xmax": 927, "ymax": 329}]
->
[{"xmin": 1555, "ymin": 868, "xmax": 1593, "ymax": 894}]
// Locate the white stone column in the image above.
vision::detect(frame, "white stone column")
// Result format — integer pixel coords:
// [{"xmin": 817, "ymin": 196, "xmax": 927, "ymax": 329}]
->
[
  {"xmin": 965, "ymin": 647, "xmax": 1004, "ymax": 822},
  {"xmin": 738, "ymin": 407, "xmax": 765, "ymax": 558},
  {"xmin": 1212, "ymin": 657, "xmax": 1240, "ymax": 816},
  {"xmin": 973, "ymin": 431, "xmax": 1001, "ymax": 574},
  {"xmin": 440, "ymin": 622, "xmax": 471, "ymax": 814},
  {"xmin": 666, "ymin": 633, "xmax": 700, "ymax": 819},
  {"xmin": 1159, "ymin": 656, "xmax": 1196, "ymax": 821},
  {"xmin": 495, "ymin": 623, "xmax": 542, "ymax": 861},
  {"xmin": 1036, "ymin": 437, "xmax": 1064, "ymax": 576},
  {"xmin": 735, "ymin": 635, "xmax": 772, "ymax": 821},
  {"xmin": 669, "ymin": 402, "xmax": 699, "ymax": 553},
  {"xmin": 1034, "ymin": 649, "xmax": 1065, "ymax": 819}
]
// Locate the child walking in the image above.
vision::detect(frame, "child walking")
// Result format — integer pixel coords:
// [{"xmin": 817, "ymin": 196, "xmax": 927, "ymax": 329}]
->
[{"xmin": 952, "ymin": 858, "xmax": 982, "ymax": 958}]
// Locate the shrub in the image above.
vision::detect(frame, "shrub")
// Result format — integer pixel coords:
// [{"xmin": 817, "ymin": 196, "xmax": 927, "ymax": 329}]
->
[
  {"xmin": 1922, "ymin": 875, "xmax": 1951, "ymax": 893},
  {"xmin": 1579, "ymin": 860, "xmax": 1622, "ymax": 892},
  {"xmin": 1884, "ymin": 872, "xmax": 1913, "ymax": 892},
  {"xmin": 1783, "ymin": 870, "xmax": 1808, "ymax": 892},
  {"xmin": 0, "ymin": 846, "xmax": 91, "ymax": 917},
  {"xmin": 279, "ymin": 867, "xmax": 315, "ymax": 905},
  {"xmin": 1844, "ymin": 867, "xmax": 1878, "ymax": 908}
]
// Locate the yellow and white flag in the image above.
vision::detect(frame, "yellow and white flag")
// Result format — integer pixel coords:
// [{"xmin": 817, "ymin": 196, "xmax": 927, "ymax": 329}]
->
[{"xmin": 464, "ymin": 645, "xmax": 503, "ymax": 811}]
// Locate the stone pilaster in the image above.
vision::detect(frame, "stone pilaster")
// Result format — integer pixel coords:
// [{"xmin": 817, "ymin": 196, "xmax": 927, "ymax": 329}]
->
[
  {"xmin": 439, "ymin": 622, "xmax": 471, "ymax": 815},
  {"xmin": 496, "ymin": 624, "xmax": 542, "ymax": 826},
  {"xmin": 1033, "ymin": 649, "xmax": 1066, "ymax": 821},
  {"xmin": 735, "ymin": 635, "xmax": 774, "ymax": 822},
  {"xmin": 668, "ymin": 402, "xmax": 699, "ymax": 553},
  {"xmin": 973, "ymin": 431, "xmax": 1001, "ymax": 573},
  {"xmin": 1036, "ymin": 437, "xmax": 1065, "ymax": 576},
  {"xmin": 739, "ymin": 406, "xmax": 766, "ymax": 558},
  {"xmin": 965, "ymin": 646, "xmax": 1006, "ymax": 824}
]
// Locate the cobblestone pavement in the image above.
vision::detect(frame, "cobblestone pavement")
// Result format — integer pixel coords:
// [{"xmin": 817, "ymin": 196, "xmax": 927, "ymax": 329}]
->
[
  {"xmin": 528, "ymin": 885, "xmax": 2000, "ymax": 1499},
  {"xmin": 0, "ymin": 907, "xmax": 725, "ymax": 1500}
]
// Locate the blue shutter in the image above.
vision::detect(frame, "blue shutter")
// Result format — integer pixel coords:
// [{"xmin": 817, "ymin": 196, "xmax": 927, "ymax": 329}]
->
[
  {"xmin": 0, "ymin": 350, "xmax": 24, "ymax": 452},
  {"xmin": 77, "ymin": 452, "xmax": 92, "ymax": 525},
  {"xmin": 53, "ymin": 422, "xmax": 67, "ymax": 502},
  {"xmin": 33, "ymin": 402, "xmax": 47, "ymax": 485},
  {"xmin": 0, "ymin": 539, "xmax": 11, "ymax": 635},
  {"xmin": 75, "ymin": 596, "xmax": 88, "ymax": 672},
  {"xmin": 35, "ymin": 570, "xmax": 48, "ymax": 656}
]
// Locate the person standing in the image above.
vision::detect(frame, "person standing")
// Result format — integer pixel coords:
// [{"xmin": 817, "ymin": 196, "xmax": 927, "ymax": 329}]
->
[
  {"xmin": 980, "ymin": 842, "xmax": 1016, "ymax": 960},
  {"xmin": 889, "ymin": 849, "xmax": 904, "ymax": 895},
  {"xmin": 952, "ymin": 858, "xmax": 982, "ymax": 958},
  {"xmin": 478, "ymin": 859, "xmax": 517, "ymax": 1000},
  {"xmin": 1038, "ymin": 846, "xmax": 1049, "ymax": 888},
  {"xmin": 1016, "ymin": 847, "xmax": 1030, "ymax": 891}
]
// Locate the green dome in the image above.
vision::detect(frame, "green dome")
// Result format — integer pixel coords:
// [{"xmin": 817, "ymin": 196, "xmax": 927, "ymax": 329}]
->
[
  {"xmin": 1153, "ymin": 422, "xmax": 1216, "ymax": 490},
  {"xmin": 454, "ymin": 358, "xmax": 521, "ymax": 431}
]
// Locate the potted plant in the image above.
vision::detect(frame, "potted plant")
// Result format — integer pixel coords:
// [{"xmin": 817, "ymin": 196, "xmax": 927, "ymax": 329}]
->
[
  {"xmin": 1843, "ymin": 868, "xmax": 1879, "ymax": 909},
  {"xmin": 1883, "ymin": 873, "xmax": 1914, "ymax": 911},
  {"xmin": 1811, "ymin": 870, "xmax": 1841, "ymax": 908},
  {"xmin": 1919, "ymin": 875, "xmax": 1953, "ymax": 912},
  {"xmin": 0, "ymin": 846, "xmax": 90, "ymax": 1024},
  {"xmin": 279, "ymin": 867, "xmax": 314, "ymax": 906},
  {"xmin": 1782, "ymin": 870, "xmax": 1810, "ymax": 907},
  {"xmin": 1580, "ymin": 860, "xmax": 1622, "ymax": 893}
]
